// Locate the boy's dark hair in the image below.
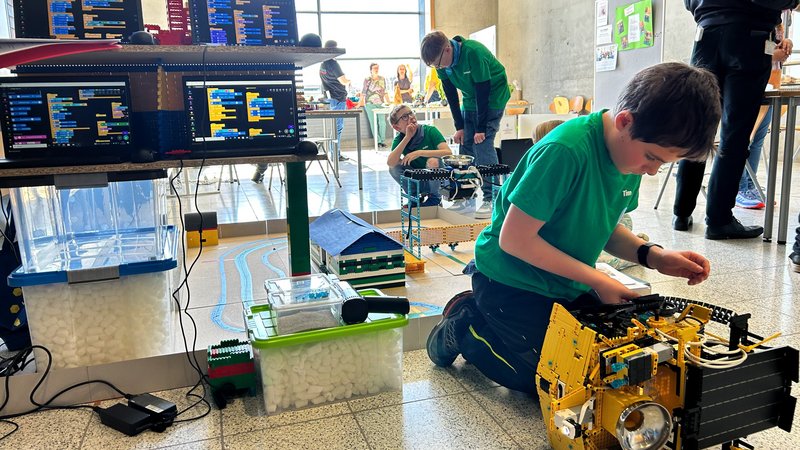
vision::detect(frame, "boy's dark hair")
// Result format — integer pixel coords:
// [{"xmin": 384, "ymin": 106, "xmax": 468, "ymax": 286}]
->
[
  {"xmin": 420, "ymin": 31, "xmax": 450, "ymax": 66},
  {"xmin": 614, "ymin": 62, "xmax": 720, "ymax": 160}
]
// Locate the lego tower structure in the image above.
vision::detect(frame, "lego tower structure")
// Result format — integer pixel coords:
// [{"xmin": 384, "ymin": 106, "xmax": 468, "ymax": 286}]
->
[{"xmin": 146, "ymin": 0, "xmax": 192, "ymax": 45}]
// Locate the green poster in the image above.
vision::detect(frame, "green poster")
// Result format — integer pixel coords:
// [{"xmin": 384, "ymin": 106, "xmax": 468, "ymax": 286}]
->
[{"xmin": 614, "ymin": 0, "xmax": 654, "ymax": 51}]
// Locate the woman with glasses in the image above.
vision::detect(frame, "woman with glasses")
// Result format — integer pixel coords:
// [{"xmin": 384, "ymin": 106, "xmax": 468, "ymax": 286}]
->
[{"xmin": 357, "ymin": 63, "xmax": 390, "ymax": 148}]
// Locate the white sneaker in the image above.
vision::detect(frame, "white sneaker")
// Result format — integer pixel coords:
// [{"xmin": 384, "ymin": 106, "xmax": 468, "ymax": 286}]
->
[
  {"xmin": 474, "ymin": 200, "xmax": 493, "ymax": 219},
  {"xmin": 446, "ymin": 198, "xmax": 470, "ymax": 212}
]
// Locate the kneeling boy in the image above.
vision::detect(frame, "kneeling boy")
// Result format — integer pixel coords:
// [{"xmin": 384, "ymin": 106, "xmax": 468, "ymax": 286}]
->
[{"xmin": 426, "ymin": 62, "xmax": 721, "ymax": 394}]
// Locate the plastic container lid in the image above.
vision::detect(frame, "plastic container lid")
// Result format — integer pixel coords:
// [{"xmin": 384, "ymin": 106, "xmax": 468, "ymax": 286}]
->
[
  {"xmin": 7, "ymin": 225, "xmax": 178, "ymax": 287},
  {"xmin": 246, "ymin": 288, "xmax": 408, "ymax": 349}
]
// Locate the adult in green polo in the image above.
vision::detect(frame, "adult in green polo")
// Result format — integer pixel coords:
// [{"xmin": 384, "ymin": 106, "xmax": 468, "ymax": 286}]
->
[{"xmin": 421, "ymin": 31, "xmax": 510, "ymax": 220}]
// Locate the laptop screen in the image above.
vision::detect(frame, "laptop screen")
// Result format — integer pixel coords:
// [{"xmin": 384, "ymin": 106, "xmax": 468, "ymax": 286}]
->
[
  {"xmin": 498, "ymin": 138, "xmax": 533, "ymax": 172},
  {"xmin": 0, "ymin": 78, "xmax": 134, "ymax": 161},
  {"xmin": 182, "ymin": 75, "xmax": 301, "ymax": 156},
  {"xmin": 14, "ymin": 0, "xmax": 143, "ymax": 40}
]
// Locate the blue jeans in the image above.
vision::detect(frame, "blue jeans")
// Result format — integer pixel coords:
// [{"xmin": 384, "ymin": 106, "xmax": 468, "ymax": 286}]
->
[
  {"xmin": 389, "ymin": 163, "xmax": 440, "ymax": 198},
  {"xmin": 739, "ymin": 106, "xmax": 771, "ymax": 192},
  {"xmin": 459, "ymin": 109, "xmax": 504, "ymax": 197},
  {"xmin": 329, "ymin": 98, "xmax": 346, "ymax": 158}
]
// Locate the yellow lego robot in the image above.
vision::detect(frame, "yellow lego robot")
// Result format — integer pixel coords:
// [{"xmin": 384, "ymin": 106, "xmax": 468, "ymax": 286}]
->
[{"xmin": 536, "ymin": 294, "xmax": 798, "ymax": 450}]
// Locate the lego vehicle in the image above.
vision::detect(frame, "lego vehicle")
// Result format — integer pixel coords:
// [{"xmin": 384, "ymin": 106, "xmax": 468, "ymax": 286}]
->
[
  {"xmin": 207, "ymin": 339, "xmax": 258, "ymax": 409},
  {"xmin": 537, "ymin": 294, "xmax": 798, "ymax": 450}
]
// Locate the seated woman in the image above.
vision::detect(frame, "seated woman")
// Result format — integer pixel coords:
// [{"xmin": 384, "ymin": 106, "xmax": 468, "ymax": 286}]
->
[{"xmin": 386, "ymin": 105, "xmax": 452, "ymax": 207}]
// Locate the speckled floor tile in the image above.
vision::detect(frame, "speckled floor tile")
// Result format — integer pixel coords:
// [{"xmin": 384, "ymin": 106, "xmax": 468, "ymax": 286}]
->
[
  {"xmin": 347, "ymin": 349, "xmax": 465, "ymax": 412},
  {"xmin": 468, "ymin": 386, "xmax": 551, "ymax": 449},
  {"xmin": 80, "ymin": 388, "xmax": 221, "ymax": 449},
  {"xmin": 355, "ymin": 392, "xmax": 517, "ymax": 450},
  {"xmin": 0, "ymin": 408, "xmax": 91, "ymax": 450},
  {"xmin": 153, "ymin": 438, "xmax": 222, "ymax": 450},
  {"xmin": 220, "ymin": 394, "xmax": 351, "ymax": 435},
  {"xmin": 222, "ymin": 414, "xmax": 369, "ymax": 450},
  {"xmin": 445, "ymin": 355, "xmax": 500, "ymax": 391}
]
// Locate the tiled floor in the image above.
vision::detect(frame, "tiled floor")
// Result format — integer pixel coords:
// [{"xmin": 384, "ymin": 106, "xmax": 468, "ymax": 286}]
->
[{"xmin": 4, "ymin": 146, "xmax": 800, "ymax": 449}]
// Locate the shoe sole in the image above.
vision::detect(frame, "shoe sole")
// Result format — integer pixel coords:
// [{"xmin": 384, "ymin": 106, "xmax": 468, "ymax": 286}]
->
[
  {"xmin": 705, "ymin": 230, "xmax": 764, "ymax": 240},
  {"xmin": 474, "ymin": 211, "xmax": 492, "ymax": 220},
  {"xmin": 793, "ymin": 262, "xmax": 800, "ymax": 273}
]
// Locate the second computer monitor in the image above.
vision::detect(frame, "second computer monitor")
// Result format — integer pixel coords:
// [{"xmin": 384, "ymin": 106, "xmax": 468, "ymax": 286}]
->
[
  {"xmin": 189, "ymin": 0, "xmax": 298, "ymax": 46},
  {"xmin": 183, "ymin": 75, "xmax": 301, "ymax": 157}
]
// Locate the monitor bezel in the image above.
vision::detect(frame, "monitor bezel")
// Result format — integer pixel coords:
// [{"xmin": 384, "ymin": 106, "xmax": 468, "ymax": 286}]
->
[{"xmin": 0, "ymin": 75, "xmax": 136, "ymax": 160}]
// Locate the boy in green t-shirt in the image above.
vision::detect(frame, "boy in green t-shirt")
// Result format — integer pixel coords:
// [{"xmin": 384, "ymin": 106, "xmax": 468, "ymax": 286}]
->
[
  {"xmin": 426, "ymin": 62, "xmax": 722, "ymax": 394},
  {"xmin": 387, "ymin": 105, "xmax": 452, "ymax": 207},
  {"xmin": 420, "ymin": 30, "xmax": 510, "ymax": 219}
]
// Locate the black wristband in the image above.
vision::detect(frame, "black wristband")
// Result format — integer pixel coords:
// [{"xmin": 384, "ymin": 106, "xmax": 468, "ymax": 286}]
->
[{"xmin": 637, "ymin": 242, "xmax": 663, "ymax": 269}]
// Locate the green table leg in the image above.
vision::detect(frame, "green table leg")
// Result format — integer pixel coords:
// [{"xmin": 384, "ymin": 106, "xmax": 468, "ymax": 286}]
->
[{"xmin": 284, "ymin": 161, "xmax": 311, "ymax": 275}]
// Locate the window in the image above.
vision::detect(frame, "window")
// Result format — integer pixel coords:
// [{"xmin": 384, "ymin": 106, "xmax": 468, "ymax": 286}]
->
[{"xmin": 298, "ymin": 1, "xmax": 425, "ymax": 102}]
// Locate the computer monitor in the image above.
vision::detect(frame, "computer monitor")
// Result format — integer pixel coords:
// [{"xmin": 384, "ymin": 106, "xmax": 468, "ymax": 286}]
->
[
  {"xmin": 181, "ymin": 75, "xmax": 302, "ymax": 157},
  {"xmin": 498, "ymin": 138, "xmax": 533, "ymax": 172},
  {"xmin": 188, "ymin": 0, "xmax": 298, "ymax": 46},
  {"xmin": 0, "ymin": 77, "xmax": 135, "ymax": 163},
  {"xmin": 13, "ymin": 0, "xmax": 144, "ymax": 40}
]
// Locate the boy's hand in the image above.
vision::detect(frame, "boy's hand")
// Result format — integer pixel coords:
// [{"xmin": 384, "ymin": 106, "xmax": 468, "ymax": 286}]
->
[
  {"xmin": 593, "ymin": 276, "xmax": 640, "ymax": 304},
  {"xmin": 650, "ymin": 249, "xmax": 710, "ymax": 285},
  {"xmin": 453, "ymin": 129, "xmax": 464, "ymax": 144},
  {"xmin": 474, "ymin": 132, "xmax": 486, "ymax": 144},
  {"xmin": 404, "ymin": 123, "xmax": 418, "ymax": 138},
  {"xmin": 402, "ymin": 151, "xmax": 422, "ymax": 165}
]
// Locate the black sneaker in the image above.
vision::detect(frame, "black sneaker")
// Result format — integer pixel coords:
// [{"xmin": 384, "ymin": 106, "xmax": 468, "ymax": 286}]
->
[
  {"xmin": 426, "ymin": 291, "xmax": 477, "ymax": 367},
  {"xmin": 790, "ymin": 252, "xmax": 800, "ymax": 273},
  {"xmin": 705, "ymin": 217, "xmax": 763, "ymax": 240},
  {"xmin": 672, "ymin": 215, "xmax": 693, "ymax": 231}
]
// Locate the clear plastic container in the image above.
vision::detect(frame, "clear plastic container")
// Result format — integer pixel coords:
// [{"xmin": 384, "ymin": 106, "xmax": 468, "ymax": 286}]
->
[
  {"xmin": 9, "ymin": 178, "xmax": 169, "ymax": 273},
  {"xmin": 246, "ymin": 288, "xmax": 406, "ymax": 414},
  {"xmin": 264, "ymin": 274, "xmax": 346, "ymax": 335},
  {"xmin": 8, "ymin": 226, "xmax": 178, "ymax": 370}
]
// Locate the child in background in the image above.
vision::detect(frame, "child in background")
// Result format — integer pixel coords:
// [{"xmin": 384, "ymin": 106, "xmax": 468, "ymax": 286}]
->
[
  {"xmin": 533, "ymin": 119, "xmax": 564, "ymax": 143},
  {"xmin": 386, "ymin": 105, "xmax": 452, "ymax": 207}
]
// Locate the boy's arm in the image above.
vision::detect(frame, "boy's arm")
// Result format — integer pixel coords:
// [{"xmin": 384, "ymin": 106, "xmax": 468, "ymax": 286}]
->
[
  {"xmin": 604, "ymin": 224, "xmax": 710, "ymax": 285},
  {"xmin": 441, "ymin": 78, "xmax": 464, "ymax": 130},
  {"xmin": 387, "ymin": 127, "xmax": 414, "ymax": 167},
  {"xmin": 474, "ymin": 80, "xmax": 490, "ymax": 133},
  {"xmin": 498, "ymin": 205, "xmax": 638, "ymax": 304},
  {"xmin": 403, "ymin": 142, "xmax": 452, "ymax": 165}
]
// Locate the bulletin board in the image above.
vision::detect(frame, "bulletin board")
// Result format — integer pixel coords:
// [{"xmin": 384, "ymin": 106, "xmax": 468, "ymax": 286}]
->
[{"xmin": 593, "ymin": 0, "xmax": 666, "ymax": 111}]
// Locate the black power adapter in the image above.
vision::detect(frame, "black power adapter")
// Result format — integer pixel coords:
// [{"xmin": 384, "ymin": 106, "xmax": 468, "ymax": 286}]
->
[
  {"xmin": 97, "ymin": 404, "xmax": 153, "ymax": 436},
  {"xmin": 128, "ymin": 394, "xmax": 178, "ymax": 431},
  {"xmin": 97, "ymin": 394, "xmax": 178, "ymax": 436}
]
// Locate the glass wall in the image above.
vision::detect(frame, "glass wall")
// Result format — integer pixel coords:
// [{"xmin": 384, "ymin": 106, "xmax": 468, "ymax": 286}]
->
[{"xmin": 297, "ymin": 1, "xmax": 425, "ymax": 103}]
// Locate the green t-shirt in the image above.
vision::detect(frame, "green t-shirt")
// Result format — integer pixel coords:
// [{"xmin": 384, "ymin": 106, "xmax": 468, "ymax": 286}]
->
[
  {"xmin": 390, "ymin": 125, "xmax": 446, "ymax": 169},
  {"xmin": 474, "ymin": 111, "xmax": 641, "ymax": 300},
  {"xmin": 437, "ymin": 36, "xmax": 510, "ymax": 111}
]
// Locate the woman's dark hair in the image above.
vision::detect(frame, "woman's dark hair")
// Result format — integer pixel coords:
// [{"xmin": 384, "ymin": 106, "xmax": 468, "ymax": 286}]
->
[{"xmin": 614, "ymin": 62, "xmax": 721, "ymax": 161}]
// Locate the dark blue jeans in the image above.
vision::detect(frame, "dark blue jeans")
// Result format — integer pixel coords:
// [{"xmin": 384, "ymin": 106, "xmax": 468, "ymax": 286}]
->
[
  {"xmin": 329, "ymin": 98, "xmax": 346, "ymax": 158},
  {"xmin": 459, "ymin": 263, "xmax": 600, "ymax": 393},
  {"xmin": 674, "ymin": 23, "xmax": 772, "ymax": 226},
  {"xmin": 459, "ymin": 109, "xmax": 504, "ymax": 198}
]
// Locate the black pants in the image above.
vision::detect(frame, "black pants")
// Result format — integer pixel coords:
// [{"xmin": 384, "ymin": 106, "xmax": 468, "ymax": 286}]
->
[
  {"xmin": 674, "ymin": 23, "xmax": 772, "ymax": 227},
  {"xmin": 458, "ymin": 268, "xmax": 599, "ymax": 394}
]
